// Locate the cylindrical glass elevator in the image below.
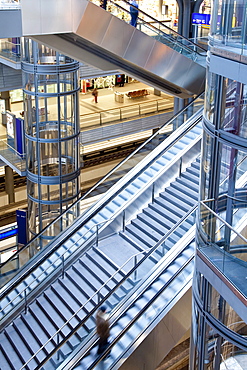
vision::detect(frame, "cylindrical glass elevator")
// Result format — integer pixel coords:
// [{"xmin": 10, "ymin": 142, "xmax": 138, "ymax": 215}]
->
[
  {"xmin": 190, "ymin": 0, "xmax": 247, "ymax": 368},
  {"xmin": 22, "ymin": 40, "xmax": 81, "ymax": 243}
]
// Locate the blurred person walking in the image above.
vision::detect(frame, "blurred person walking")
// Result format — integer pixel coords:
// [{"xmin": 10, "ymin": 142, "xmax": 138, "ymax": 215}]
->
[
  {"xmin": 96, "ymin": 306, "xmax": 110, "ymax": 356},
  {"xmin": 92, "ymin": 88, "xmax": 98, "ymax": 103}
]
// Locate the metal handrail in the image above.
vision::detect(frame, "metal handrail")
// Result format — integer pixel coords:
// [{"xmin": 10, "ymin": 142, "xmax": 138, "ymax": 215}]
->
[
  {"xmin": 108, "ymin": 0, "xmax": 207, "ymax": 54},
  {"xmin": 0, "ymin": 111, "xmax": 203, "ymax": 312},
  {"xmin": 79, "ymin": 96, "xmax": 173, "ymax": 127},
  {"xmin": 200, "ymin": 200, "xmax": 247, "ymax": 244},
  {"xmin": 0, "ymin": 124, "xmax": 201, "ymax": 312},
  {"xmin": 0, "ymin": 139, "xmax": 24, "ymax": 156},
  {"xmin": 0, "ymin": 92, "xmax": 204, "ymax": 274},
  {"xmin": 88, "ymin": 258, "xmax": 194, "ymax": 369},
  {"xmin": 0, "ymin": 220, "xmax": 106, "ymax": 313},
  {"xmin": 19, "ymin": 205, "xmax": 197, "ymax": 369}
]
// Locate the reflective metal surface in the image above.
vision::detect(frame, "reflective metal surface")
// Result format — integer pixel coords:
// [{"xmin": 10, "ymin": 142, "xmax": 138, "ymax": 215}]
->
[{"xmin": 21, "ymin": 0, "xmax": 206, "ymax": 98}]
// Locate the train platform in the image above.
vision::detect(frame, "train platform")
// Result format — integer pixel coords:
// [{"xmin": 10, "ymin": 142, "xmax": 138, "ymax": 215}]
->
[
  {"xmin": 78, "ymin": 81, "xmax": 172, "ymax": 116},
  {"xmin": 2, "ymin": 81, "xmax": 173, "ymax": 133}
]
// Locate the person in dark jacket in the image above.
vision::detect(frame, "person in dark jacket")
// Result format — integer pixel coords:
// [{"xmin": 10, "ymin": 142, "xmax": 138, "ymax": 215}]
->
[
  {"xmin": 129, "ymin": 0, "xmax": 139, "ymax": 27},
  {"xmin": 119, "ymin": 74, "xmax": 125, "ymax": 87},
  {"xmin": 92, "ymin": 88, "xmax": 98, "ymax": 103},
  {"xmin": 96, "ymin": 306, "xmax": 110, "ymax": 355},
  {"xmin": 100, "ymin": 0, "xmax": 107, "ymax": 10}
]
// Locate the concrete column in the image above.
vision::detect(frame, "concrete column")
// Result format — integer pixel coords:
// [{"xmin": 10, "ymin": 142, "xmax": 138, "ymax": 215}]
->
[{"xmin": 5, "ymin": 166, "xmax": 15, "ymax": 203}]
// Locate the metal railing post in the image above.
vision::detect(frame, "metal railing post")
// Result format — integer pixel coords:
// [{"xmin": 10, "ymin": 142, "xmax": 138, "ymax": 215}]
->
[
  {"xmin": 24, "ymin": 289, "xmax": 28, "ymax": 314},
  {"xmin": 61, "ymin": 255, "xmax": 65, "ymax": 279},
  {"xmin": 162, "ymin": 244, "xmax": 166, "ymax": 256},
  {"xmin": 139, "ymin": 104, "xmax": 141, "ymax": 116},
  {"xmin": 100, "ymin": 113, "xmax": 102, "ymax": 125},
  {"xmin": 179, "ymin": 157, "xmax": 182, "ymax": 177},
  {"xmin": 134, "ymin": 256, "xmax": 137, "ymax": 280},
  {"xmin": 98, "ymin": 291, "xmax": 101, "ymax": 304},
  {"xmin": 57, "ymin": 333, "xmax": 60, "ymax": 361},
  {"xmin": 96, "ymin": 225, "xmax": 99, "ymax": 247},
  {"xmin": 152, "ymin": 183, "xmax": 155, "ymax": 203},
  {"xmin": 122, "ymin": 211, "xmax": 125, "ymax": 232}
]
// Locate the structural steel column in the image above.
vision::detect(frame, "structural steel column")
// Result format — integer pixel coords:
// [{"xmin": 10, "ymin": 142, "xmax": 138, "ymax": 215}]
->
[{"xmin": 22, "ymin": 40, "xmax": 81, "ymax": 244}]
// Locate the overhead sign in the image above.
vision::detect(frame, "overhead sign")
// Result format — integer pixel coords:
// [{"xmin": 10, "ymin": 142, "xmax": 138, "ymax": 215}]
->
[{"xmin": 192, "ymin": 13, "xmax": 211, "ymax": 25}]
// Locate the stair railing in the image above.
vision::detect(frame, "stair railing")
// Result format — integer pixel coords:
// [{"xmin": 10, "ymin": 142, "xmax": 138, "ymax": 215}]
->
[
  {"xmin": 1, "ymin": 117, "xmax": 203, "ymax": 326},
  {"xmin": 86, "ymin": 256, "xmax": 194, "ymax": 369},
  {"xmin": 0, "ymin": 92, "xmax": 204, "ymax": 292},
  {"xmin": 56, "ymin": 186, "xmax": 247, "ymax": 369},
  {"xmin": 19, "ymin": 205, "xmax": 197, "ymax": 370},
  {"xmin": 106, "ymin": 0, "xmax": 207, "ymax": 61},
  {"xmin": 107, "ymin": 0, "xmax": 207, "ymax": 58}
]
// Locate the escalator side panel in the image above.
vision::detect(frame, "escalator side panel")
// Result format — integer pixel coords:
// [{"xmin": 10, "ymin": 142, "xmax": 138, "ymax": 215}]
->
[{"xmin": 21, "ymin": 0, "xmax": 206, "ymax": 98}]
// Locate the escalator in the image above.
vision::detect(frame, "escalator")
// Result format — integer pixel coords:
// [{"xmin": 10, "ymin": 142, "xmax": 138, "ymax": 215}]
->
[
  {"xmin": 20, "ymin": 0, "xmax": 206, "ymax": 98},
  {"xmin": 0, "ymin": 96, "xmax": 204, "ymax": 369}
]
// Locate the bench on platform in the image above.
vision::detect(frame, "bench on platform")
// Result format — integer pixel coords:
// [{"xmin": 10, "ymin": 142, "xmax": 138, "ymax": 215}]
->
[{"xmin": 126, "ymin": 89, "xmax": 150, "ymax": 98}]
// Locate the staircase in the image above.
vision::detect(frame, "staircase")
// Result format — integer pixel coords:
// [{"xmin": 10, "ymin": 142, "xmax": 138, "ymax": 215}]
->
[
  {"xmin": 0, "ymin": 150, "xmax": 201, "ymax": 369},
  {"xmin": 74, "ymin": 237, "xmax": 195, "ymax": 369},
  {"xmin": 0, "ymin": 100, "xmax": 204, "ymax": 369}
]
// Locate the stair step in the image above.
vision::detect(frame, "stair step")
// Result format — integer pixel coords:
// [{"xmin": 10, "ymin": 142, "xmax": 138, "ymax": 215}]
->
[
  {"xmin": 43, "ymin": 289, "xmax": 81, "ymax": 336},
  {"xmin": 137, "ymin": 212, "xmax": 170, "ymax": 236},
  {"xmin": 90, "ymin": 247, "xmax": 126, "ymax": 280},
  {"xmin": 170, "ymin": 181, "xmax": 198, "ymax": 200},
  {"xmin": 119, "ymin": 233, "xmax": 158, "ymax": 265},
  {"xmin": 0, "ymin": 336, "xmax": 25, "ymax": 370},
  {"xmin": 143, "ymin": 207, "xmax": 175, "ymax": 230},
  {"xmin": 130, "ymin": 218, "xmax": 164, "ymax": 241},
  {"xmin": 160, "ymin": 192, "xmax": 192, "ymax": 213},
  {"xmin": 165, "ymin": 187, "xmax": 196, "ymax": 207},
  {"xmin": 149, "ymin": 202, "xmax": 180, "ymax": 224},
  {"xmin": 4, "ymin": 325, "xmax": 40, "ymax": 369},
  {"xmin": 154, "ymin": 196, "xmax": 187, "ymax": 218},
  {"xmin": 124, "ymin": 226, "xmax": 156, "ymax": 249},
  {"xmin": 35, "ymin": 298, "xmax": 71, "ymax": 338}
]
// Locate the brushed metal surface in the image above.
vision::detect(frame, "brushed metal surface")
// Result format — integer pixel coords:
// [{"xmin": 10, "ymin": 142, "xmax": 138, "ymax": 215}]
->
[
  {"xmin": 123, "ymin": 29, "xmax": 156, "ymax": 68},
  {"xmin": 143, "ymin": 40, "xmax": 175, "ymax": 76},
  {"xmin": 20, "ymin": 0, "xmax": 206, "ymax": 98},
  {"xmin": 0, "ymin": 9, "xmax": 22, "ymax": 38},
  {"xmin": 76, "ymin": 2, "xmax": 113, "ymax": 45},
  {"xmin": 100, "ymin": 16, "xmax": 135, "ymax": 57}
]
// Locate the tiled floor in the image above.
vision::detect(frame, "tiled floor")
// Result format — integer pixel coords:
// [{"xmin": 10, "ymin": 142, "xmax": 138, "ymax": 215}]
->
[
  {"xmin": 0, "ymin": 81, "xmax": 173, "ymax": 142},
  {"xmin": 79, "ymin": 81, "xmax": 172, "ymax": 114}
]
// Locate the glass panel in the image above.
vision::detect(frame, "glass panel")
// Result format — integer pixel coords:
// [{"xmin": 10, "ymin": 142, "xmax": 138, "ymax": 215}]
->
[
  {"xmin": 59, "ymin": 72, "xmax": 75, "ymax": 92},
  {"xmin": 193, "ymin": 320, "xmax": 247, "ymax": 370},
  {"xmin": 199, "ymin": 201, "xmax": 247, "ymax": 298},
  {"xmin": 211, "ymin": 0, "xmax": 247, "ymax": 52},
  {"xmin": 59, "ymin": 94, "xmax": 75, "ymax": 134},
  {"xmin": 219, "ymin": 80, "xmax": 247, "ymax": 139},
  {"xmin": 37, "ymin": 96, "xmax": 57, "ymax": 122}
]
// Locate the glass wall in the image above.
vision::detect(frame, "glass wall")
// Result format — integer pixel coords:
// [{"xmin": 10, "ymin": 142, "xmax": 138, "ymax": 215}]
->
[
  {"xmin": 191, "ymin": 0, "xmax": 247, "ymax": 368},
  {"xmin": 22, "ymin": 40, "xmax": 80, "ymax": 241},
  {"xmin": 210, "ymin": 0, "xmax": 247, "ymax": 51},
  {"xmin": 191, "ymin": 275, "xmax": 247, "ymax": 369}
]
